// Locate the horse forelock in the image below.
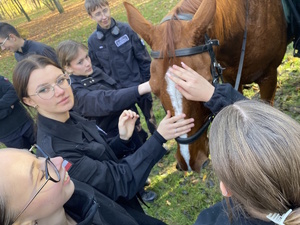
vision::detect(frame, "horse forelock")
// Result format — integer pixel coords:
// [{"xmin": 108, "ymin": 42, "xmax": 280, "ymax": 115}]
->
[{"xmin": 161, "ymin": 0, "xmax": 204, "ymax": 65}]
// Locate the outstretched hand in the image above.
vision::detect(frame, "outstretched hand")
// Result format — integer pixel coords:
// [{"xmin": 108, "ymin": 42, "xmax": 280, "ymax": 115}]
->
[
  {"xmin": 167, "ymin": 62, "xmax": 215, "ymax": 102},
  {"xmin": 118, "ymin": 110, "xmax": 139, "ymax": 140},
  {"xmin": 157, "ymin": 110, "xmax": 194, "ymax": 140}
]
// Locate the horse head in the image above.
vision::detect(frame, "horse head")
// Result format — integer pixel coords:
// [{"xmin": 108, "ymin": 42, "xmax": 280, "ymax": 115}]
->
[{"xmin": 124, "ymin": 0, "xmax": 218, "ymax": 172}]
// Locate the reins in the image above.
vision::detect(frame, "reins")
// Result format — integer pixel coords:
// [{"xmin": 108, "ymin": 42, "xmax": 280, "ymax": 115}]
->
[{"xmin": 234, "ymin": 0, "xmax": 248, "ymax": 90}]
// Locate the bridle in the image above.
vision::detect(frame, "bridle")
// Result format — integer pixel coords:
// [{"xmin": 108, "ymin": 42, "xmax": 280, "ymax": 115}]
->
[{"xmin": 150, "ymin": 13, "xmax": 224, "ymax": 144}]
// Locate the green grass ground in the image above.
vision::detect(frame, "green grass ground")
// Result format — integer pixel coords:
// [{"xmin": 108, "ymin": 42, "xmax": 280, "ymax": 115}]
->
[{"xmin": 0, "ymin": 0, "xmax": 299, "ymax": 224}]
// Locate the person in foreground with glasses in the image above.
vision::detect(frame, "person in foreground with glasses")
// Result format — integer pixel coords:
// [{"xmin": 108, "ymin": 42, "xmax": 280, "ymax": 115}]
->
[
  {"xmin": 0, "ymin": 145, "xmax": 161, "ymax": 225},
  {"xmin": 12, "ymin": 55, "xmax": 194, "ymax": 225},
  {"xmin": 168, "ymin": 63, "xmax": 300, "ymax": 225}
]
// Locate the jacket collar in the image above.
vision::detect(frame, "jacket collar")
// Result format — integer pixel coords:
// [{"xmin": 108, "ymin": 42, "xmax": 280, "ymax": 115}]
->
[
  {"xmin": 70, "ymin": 66, "xmax": 117, "ymax": 87},
  {"xmin": 16, "ymin": 39, "xmax": 30, "ymax": 54},
  {"xmin": 37, "ymin": 112, "xmax": 100, "ymax": 144}
]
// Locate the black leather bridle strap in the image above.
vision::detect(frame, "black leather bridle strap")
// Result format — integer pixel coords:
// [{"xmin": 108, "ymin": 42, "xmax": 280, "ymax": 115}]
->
[
  {"xmin": 151, "ymin": 42, "xmax": 218, "ymax": 58},
  {"xmin": 175, "ymin": 115, "xmax": 214, "ymax": 144}
]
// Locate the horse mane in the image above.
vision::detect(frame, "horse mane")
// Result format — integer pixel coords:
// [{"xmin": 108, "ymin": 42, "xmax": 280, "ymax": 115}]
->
[{"xmin": 162, "ymin": 0, "xmax": 246, "ymax": 63}]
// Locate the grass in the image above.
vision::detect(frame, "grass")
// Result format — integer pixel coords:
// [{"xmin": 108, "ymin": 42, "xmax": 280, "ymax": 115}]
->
[{"xmin": 0, "ymin": 0, "xmax": 300, "ymax": 224}]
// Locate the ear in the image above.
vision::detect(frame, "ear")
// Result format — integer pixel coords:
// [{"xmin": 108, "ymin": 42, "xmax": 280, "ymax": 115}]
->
[
  {"xmin": 8, "ymin": 33, "xmax": 17, "ymax": 41},
  {"xmin": 123, "ymin": 2, "xmax": 154, "ymax": 47},
  {"xmin": 64, "ymin": 66, "xmax": 73, "ymax": 74},
  {"xmin": 189, "ymin": 0, "xmax": 216, "ymax": 39},
  {"xmin": 23, "ymin": 96, "xmax": 36, "ymax": 108},
  {"xmin": 220, "ymin": 181, "xmax": 232, "ymax": 197}
]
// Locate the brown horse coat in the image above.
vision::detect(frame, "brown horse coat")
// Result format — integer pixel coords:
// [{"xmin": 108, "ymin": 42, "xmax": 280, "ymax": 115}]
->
[{"xmin": 124, "ymin": 0, "xmax": 287, "ymax": 172}]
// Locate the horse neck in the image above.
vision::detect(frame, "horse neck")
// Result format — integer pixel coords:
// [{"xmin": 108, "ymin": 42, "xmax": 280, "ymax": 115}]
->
[{"xmin": 209, "ymin": 0, "xmax": 247, "ymax": 45}]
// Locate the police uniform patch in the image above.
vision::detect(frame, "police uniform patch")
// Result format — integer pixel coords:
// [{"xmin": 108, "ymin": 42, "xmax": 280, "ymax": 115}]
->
[{"xmin": 115, "ymin": 35, "xmax": 129, "ymax": 47}]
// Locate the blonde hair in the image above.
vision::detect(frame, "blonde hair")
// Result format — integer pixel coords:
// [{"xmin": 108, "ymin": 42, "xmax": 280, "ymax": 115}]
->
[
  {"xmin": 84, "ymin": 0, "xmax": 109, "ymax": 15},
  {"xmin": 209, "ymin": 100, "xmax": 300, "ymax": 224},
  {"xmin": 56, "ymin": 40, "xmax": 88, "ymax": 71}
]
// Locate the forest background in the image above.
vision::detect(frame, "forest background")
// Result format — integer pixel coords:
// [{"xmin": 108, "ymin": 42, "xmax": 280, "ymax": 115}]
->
[{"xmin": 0, "ymin": 0, "xmax": 299, "ymax": 224}]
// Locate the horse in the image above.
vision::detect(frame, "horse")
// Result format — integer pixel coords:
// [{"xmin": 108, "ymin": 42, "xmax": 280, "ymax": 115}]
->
[{"xmin": 123, "ymin": 0, "xmax": 287, "ymax": 172}]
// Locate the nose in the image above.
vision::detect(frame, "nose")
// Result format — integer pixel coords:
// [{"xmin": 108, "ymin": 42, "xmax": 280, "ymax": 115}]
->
[
  {"xmin": 53, "ymin": 83, "xmax": 65, "ymax": 96},
  {"xmin": 84, "ymin": 58, "xmax": 91, "ymax": 67},
  {"xmin": 50, "ymin": 156, "xmax": 64, "ymax": 171}
]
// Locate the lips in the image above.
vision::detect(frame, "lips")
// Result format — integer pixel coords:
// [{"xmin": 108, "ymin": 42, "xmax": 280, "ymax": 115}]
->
[
  {"xmin": 62, "ymin": 170, "xmax": 71, "ymax": 185},
  {"xmin": 64, "ymin": 171, "xmax": 69, "ymax": 182},
  {"xmin": 86, "ymin": 67, "xmax": 93, "ymax": 73},
  {"xmin": 57, "ymin": 96, "xmax": 69, "ymax": 105}
]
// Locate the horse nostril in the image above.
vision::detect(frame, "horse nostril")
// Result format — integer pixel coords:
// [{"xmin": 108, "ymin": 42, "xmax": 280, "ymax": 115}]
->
[
  {"xmin": 201, "ymin": 158, "xmax": 210, "ymax": 169},
  {"xmin": 176, "ymin": 163, "xmax": 183, "ymax": 171}
]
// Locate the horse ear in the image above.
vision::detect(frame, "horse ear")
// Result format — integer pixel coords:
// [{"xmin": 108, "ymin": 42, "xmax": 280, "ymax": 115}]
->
[
  {"xmin": 190, "ymin": 0, "xmax": 216, "ymax": 38},
  {"xmin": 123, "ymin": 2, "xmax": 154, "ymax": 47}
]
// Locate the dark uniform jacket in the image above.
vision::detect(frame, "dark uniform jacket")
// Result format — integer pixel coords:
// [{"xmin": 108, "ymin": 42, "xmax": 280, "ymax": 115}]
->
[
  {"xmin": 194, "ymin": 200, "xmax": 273, "ymax": 225},
  {"xmin": 204, "ymin": 83, "xmax": 246, "ymax": 114},
  {"xmin": 88, "ymin": 19, "xmax": 151, "ymax": 88},
  {"xmin": 70, "ymin": 66, "xmax": 141, "ymax": 136},
  {"xmin": 66, "ymin": 179, "xmax": 142, "ymax": 225},
  {"xmin": 0, "ymin": 76, "xmax": 31, "ymax": 138},
  {"xmin": 14, "ymin": 39, "xmax": 59, "ymax": 65},
  {"xmin": 36, "ymin": 112, "xmax": 167, "ymax": 225}
]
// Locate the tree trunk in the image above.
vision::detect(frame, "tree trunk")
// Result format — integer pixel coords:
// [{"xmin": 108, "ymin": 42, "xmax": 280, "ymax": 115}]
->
[
  {"xmin": 12, "ymin": 0, "xmax": 31, "ymax": 21},
  {"xmin": 5, "ymin": 1, "xmax": 18, "ymax": 17},
  {"xmin": 11, "ymin": 1, "xmax": 22, "ymax": 15},
  {"xmin": 52, "ymin": 0, "xmax": 64, "ymax": 13},
  {"xmin": 0, "ymin": 2, "xmax": 12, "ymax": 19},
  {"xmin": 31, "ymin": 0, "xmax": 42, "ymax": 9},
  {"xmin": 42, "ymin": 0, "xmax": 56, "ymax": 11}
]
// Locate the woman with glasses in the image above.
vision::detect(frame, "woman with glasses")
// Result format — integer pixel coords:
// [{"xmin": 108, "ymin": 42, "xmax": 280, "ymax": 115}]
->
[
  {"xmin": 0, "ymin": 146, "xmax": 163, "ymax": 225},
  {"xmin": 12, "ymin": 55, "xmax": 194, "ymax": 225}
]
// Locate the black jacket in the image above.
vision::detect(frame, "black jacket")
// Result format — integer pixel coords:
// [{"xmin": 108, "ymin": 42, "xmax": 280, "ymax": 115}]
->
[
  {"xmin": 70, "ymin": 66, "xmax": 141, "ymax": 135},
  {"xmin": 0, "ymin": 76, "xmax": 31, "ymax": 138},
  {"xmin": 194, "ymin": 200, "xmax": 273, "ymax": 225},
  {"xmin": 88, "ymin": 19, "xmax": 151, "ymax": 88},
  {"xmin": 14, "ymin": 40, "xmax": 59, "ymax": 65},
  {"xmin": 204, "ymin": 83, "xmax": 246, "ymax": 114},
  {"xmin": 67, "ymin": 179, "xmax": 143, "ymax": 225},
  {"xmin": 36, "ymin": 112, "xmax": 167, "ymax": 224}
]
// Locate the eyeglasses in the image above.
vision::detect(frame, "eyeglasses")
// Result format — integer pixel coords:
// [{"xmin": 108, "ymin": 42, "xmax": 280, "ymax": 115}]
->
[
  {"xmin": 14, "ymin": 144, "xmax": 61, "ymax": 221},
  {"xmin": 29, "ymin": 74, "xmax": 71, "ymax": 100},
  {"xmin": 0, "ymin": 36, "xmax": 8, "ymax": 47}
]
